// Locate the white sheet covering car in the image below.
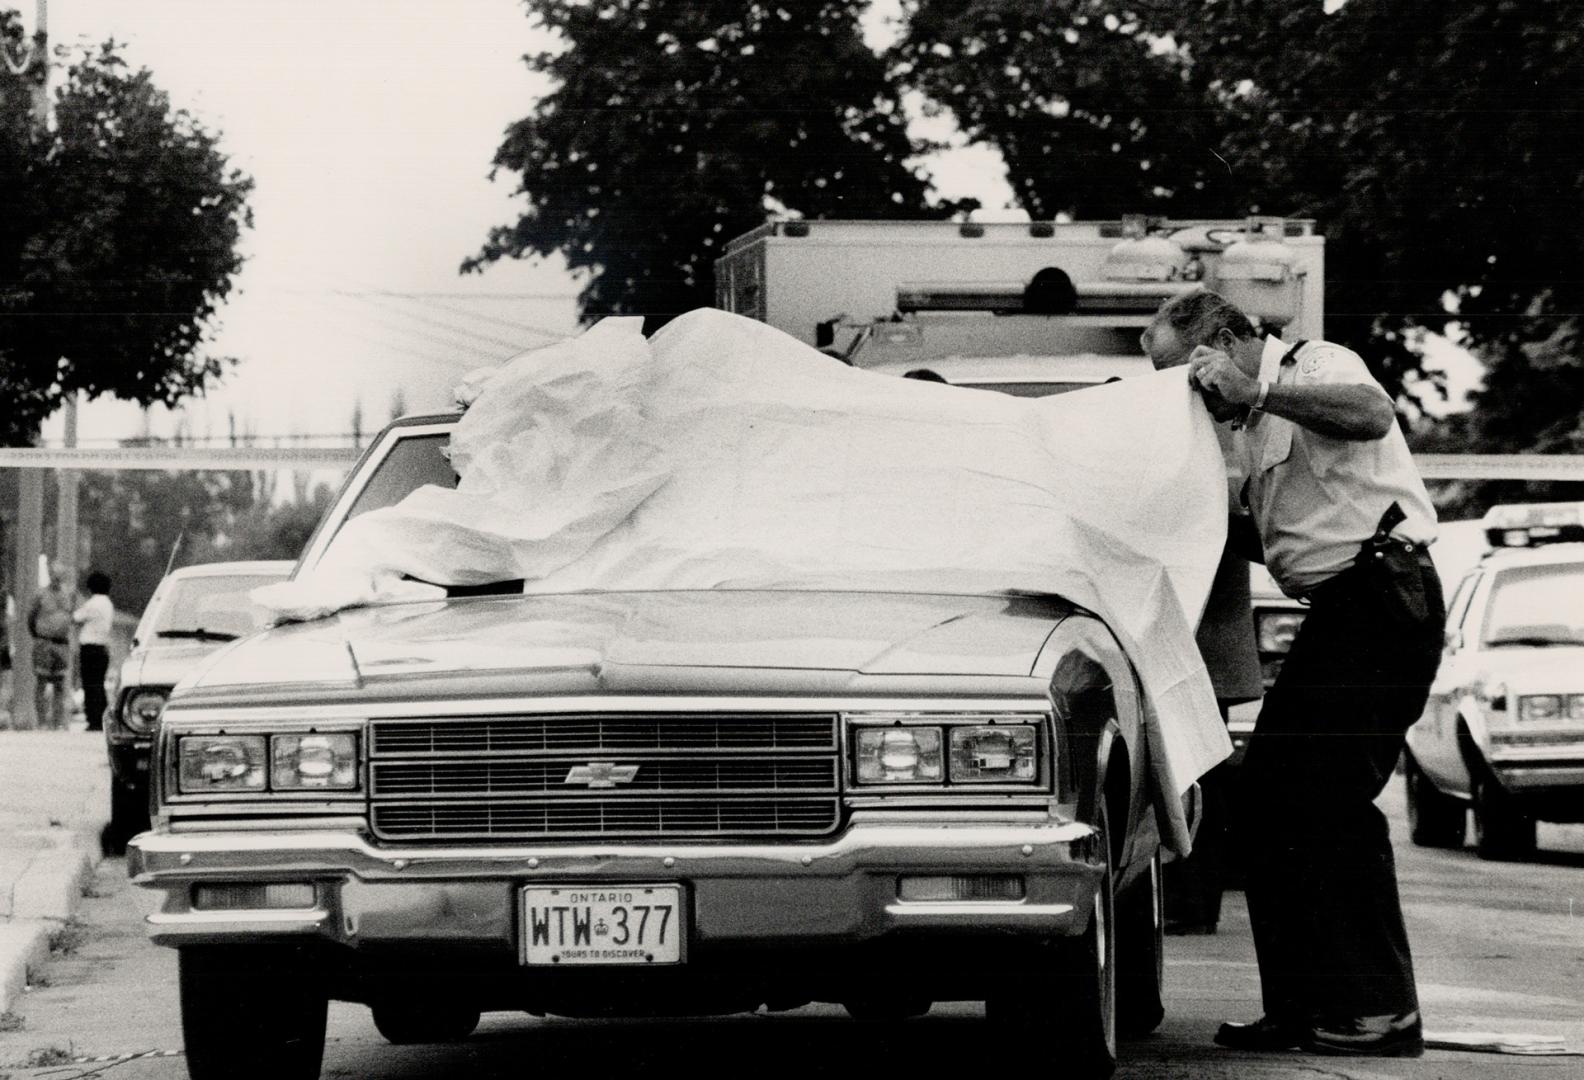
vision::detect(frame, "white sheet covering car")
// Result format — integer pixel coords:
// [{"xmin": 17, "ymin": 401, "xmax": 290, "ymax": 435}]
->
[{"xmin": 259, "ymin": 308, "xmax": 1232, "ymax": 850}]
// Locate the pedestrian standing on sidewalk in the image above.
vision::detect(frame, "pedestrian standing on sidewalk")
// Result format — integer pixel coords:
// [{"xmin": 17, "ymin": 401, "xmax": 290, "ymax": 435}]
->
[
  {"xmin": 1144, "ymin": 289, "xmax": 1442, "ymax": 1059},
  {"xmin": 73, "ymin": 571, "xmax": 114, "ymax": 732},
  {"xmin": 27, "ymin": 569, "xmax": 73, "ymax": 730}
]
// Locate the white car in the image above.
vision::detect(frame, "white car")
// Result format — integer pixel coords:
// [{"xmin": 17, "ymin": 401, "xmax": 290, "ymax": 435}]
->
[{"xmin": 1405, "ymin": 503, "xmax": 1584, "ymax": 860}]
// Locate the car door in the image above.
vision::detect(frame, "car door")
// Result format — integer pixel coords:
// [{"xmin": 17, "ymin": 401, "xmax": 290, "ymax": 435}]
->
[{"xmin": 1414, "ymin": 570, "xmax": 1482, "ymax": 794}]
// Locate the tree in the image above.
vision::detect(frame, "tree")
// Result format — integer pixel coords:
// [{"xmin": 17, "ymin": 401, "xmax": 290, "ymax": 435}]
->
[
  {"xmin": 77, "ymin": 464, "xmax": 259, "ymax": 615},
  {"xmin": 892, "ymin": 1, "xmax": 1248, "ymax": 223},
  {"xmin": 0, "ymin": 15, "xmax": 253, "ymax": 445},
  {"xmin": 468, "ymin": 0, "xmax": 952, "ymax": 321},
  {"xmin": 897, "ymin": 0, "xmax": 1584, "ymax": 428}
]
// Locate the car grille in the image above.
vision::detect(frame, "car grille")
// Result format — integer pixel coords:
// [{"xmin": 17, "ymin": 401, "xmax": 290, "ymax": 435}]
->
[{"xmin": 367, "ymin": 713, "xmax": 841, "ymax": 841}]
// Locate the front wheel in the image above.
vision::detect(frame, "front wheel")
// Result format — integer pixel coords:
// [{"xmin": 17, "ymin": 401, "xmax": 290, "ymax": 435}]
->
[
  {"xmin": 1405, "ymin": 755, "xmax": 1465, "ymax": 849},
  {"xmin": 179, "ymin": 945, "xmax": 327, "ymax": 1080},
  {"xmin": 1115, "ymin": 847, "xmax": 1164, "ymax": 1037},
  {"xmin": 1473, "ymin": 774, "xmax": 1536, "ymax": 861},
  {"xmin": 103, "ymin": 780, "xmax": 148, "ymax": 856},
  {"xmin": 986, "ymin": 801, "xmax": 1117, "ymax": 1079}
]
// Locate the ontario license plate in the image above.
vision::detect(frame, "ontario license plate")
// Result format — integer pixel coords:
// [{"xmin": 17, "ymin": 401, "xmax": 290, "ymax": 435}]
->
[{"xmin": 521, "ymin": 884, "xmax": 685, "ymax": 966}]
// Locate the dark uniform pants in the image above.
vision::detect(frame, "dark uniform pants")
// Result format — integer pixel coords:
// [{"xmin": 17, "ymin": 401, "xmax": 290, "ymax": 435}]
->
[{"xmin": 1242, "ymin": 540, "xmax": 1445, "ymax": 1022}]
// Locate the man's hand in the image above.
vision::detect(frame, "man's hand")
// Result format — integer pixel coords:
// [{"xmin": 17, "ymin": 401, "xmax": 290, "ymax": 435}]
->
[{"xmin": 1186, "ymin": 346, "xmax": 1259, "ymax": 407}]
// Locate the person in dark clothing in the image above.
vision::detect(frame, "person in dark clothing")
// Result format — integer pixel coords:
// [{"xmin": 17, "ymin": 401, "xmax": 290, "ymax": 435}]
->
[
  {"xmin": 73, "ymin": 570, "xmax": 114, "ymax": 731},
  {"xmin": 1145, "ymin": 289, "xmax": 1442, "ymax": 1059}
]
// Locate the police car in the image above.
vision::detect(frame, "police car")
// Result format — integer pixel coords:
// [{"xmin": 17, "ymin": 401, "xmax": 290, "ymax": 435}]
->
[{"xmin": 1404, "ymin": 503, "xmax": 1584, "ymax": 860}]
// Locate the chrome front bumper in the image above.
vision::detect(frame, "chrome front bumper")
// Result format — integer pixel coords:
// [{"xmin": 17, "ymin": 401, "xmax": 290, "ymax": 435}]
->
[
  {"xmin": 128, "ymin": 813, "xmax": 1100, "ymax": 950},
  {"xmin": 1492, "ymin": 763, "xmax": 1584, "ymax": 790}
]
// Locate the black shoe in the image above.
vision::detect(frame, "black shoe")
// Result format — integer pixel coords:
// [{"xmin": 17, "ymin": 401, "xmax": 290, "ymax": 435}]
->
[
  {"xmin": 1305, "ymin": 1010, "xmax": 1424, "ymax": 1058},
  {"xmin": 1214, "ymin": 1016, "xmax": 1307, "ymax": 1051}
]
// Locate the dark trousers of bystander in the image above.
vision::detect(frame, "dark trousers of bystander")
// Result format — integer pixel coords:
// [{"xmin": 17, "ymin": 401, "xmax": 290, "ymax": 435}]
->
[
  {"xmin": 80, "ymin": 643, "xmax": 109, "ymax": 731},
  {"xmin": 1242, "ymin": 542, "xmax": 1445, "ymax": 1023}
]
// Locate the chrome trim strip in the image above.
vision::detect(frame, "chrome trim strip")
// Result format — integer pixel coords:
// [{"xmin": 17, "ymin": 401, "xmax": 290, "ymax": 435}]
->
[
  {"xmin": 148, "ymin": 909, "xmax": 329, "ymax": 928},
  {"xmin": 162, "ymin": 696, "xmax": 1053, "ymax": 724},
  {"xmin": 130, "ymin": 819, "xmax": 1096, "ymax": 879},
  {"xmin": 884, "ymin": 902, "xmax": 1075, "ymax": 918}
]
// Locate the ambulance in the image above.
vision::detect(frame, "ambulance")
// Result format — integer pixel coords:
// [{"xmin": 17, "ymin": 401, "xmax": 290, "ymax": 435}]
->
[{"xmin": 716, "ymin": 215, "xmax": 1326, "ymax": 741}]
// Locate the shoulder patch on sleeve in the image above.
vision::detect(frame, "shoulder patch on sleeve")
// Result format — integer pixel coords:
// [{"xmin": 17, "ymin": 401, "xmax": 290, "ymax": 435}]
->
[{"xmin": 1298, "ymin": 347, "xmax": 1332, "ymax": 376}]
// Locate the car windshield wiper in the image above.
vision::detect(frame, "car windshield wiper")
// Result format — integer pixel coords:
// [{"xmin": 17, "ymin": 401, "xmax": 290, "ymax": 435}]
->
[{"xmin": 155, "ymin": 628, "xmax": 240, "ymax": 642}]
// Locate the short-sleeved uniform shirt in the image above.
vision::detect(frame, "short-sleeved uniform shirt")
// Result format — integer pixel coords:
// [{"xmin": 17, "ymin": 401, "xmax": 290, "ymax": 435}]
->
[{"xmin": 1232, "ymin": 337, "xmax": 1437, "ymax": 597}]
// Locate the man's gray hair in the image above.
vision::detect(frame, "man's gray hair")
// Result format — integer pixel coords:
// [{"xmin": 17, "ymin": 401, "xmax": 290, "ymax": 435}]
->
[{"xmin": 1146, "ymin": 288, "xmax": 1258, "ymax": 349}]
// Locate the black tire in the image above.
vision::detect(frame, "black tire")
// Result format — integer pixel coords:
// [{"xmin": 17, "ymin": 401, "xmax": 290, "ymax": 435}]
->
[
  {"xmin": 986, "ymin": 800, "xmax": 1117, "ymax": 1079},
  {"xmin": 1473, "ymin": 773, "xmax": 1536, "ymax": 861},
  {"xmin": 103, "ymin": 781, "xmax": 148, "ymax": 857},
  {"xmin": 1115, "ymin": 847, "xmax": 1164, "ymax": 1038},
  {"xmin": 1405, "ymin": 754, "xmax": 1465, "ymax": 850},
  {"xmin": 179, "ymin": 945, "xmax": 327, "ymax": 1080},
  {"xmin": 843, "ymin": 999, "xmax": 932, "ymax": 1022},
  {"xmin": 372, "ymin": 1001, "xmax": 481, "ymax": 1044}
]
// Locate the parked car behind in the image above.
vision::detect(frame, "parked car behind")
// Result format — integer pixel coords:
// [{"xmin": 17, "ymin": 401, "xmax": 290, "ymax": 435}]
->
[
  {"xmin": 103, "ymin": 560, "xmax": 293, "ymax": 850},
  {"xmin": 1405, "ymin": 504, "xmax": 1584, "ymax": 860}
]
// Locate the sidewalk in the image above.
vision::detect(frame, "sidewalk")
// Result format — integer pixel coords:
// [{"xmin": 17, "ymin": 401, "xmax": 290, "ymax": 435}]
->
[{"xmin": 0, "ymin": 729, "xmax": 111, "ymax": 1014}]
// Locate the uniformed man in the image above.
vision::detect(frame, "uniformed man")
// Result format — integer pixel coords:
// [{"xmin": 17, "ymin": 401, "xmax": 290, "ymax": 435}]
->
[{"xmin": 1143, "ymin": 289, "xmax": 1443, "ymax": 1059}]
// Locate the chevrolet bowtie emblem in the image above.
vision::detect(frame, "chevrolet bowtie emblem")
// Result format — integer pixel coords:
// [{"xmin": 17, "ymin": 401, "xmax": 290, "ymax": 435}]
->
[{"xmin": 564, "ymin": 762, "xmax": 639, "ymax": 788}]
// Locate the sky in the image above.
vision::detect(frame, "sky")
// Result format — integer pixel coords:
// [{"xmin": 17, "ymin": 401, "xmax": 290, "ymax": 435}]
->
[
  {"xmin": 31, "ymin": 0, "xmax": 1476, "ymax": 449},
  {"xmin": 39, "ymin": 0, "xmax": 587, "ymax": 446}
]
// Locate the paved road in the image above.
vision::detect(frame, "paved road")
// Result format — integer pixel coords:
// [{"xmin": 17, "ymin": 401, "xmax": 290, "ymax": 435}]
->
[{"xmin": 2, "ymin": 777, "xmax": 1581, "ymax": 1079}]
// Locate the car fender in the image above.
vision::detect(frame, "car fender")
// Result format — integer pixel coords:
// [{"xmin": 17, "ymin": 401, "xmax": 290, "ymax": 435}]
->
[{"xmin": 1034, "ymin": 614, "xmax": 1149, "ymax": 878}]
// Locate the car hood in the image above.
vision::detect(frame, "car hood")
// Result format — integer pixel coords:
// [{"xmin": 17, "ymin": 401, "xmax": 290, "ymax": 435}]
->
[
  {"xmin": 183, "ymin": 590, "xmax": 1075, "ymax": 694},
  {"xmin": 1474, "ymin": 646, "xmax": 1584, "ymax": 693},
  {"xmin": 118, "ymin": 640, "xmax": 235, "ymax": 692}
]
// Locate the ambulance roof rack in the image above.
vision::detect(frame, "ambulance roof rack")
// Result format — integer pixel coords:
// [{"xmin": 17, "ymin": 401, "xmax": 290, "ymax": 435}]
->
[
  {"xmin": 895, "ymin": 280, "xmax": 1196, "ymax": 317},
  {"xmin": 1482, "ymin": 502, "xmax": 1584, "ymax": 549}
]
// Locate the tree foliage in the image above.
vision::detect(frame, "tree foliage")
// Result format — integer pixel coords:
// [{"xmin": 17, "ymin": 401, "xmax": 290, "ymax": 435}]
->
[
  {"xmin": 898, "ymin": 0, "xmax": 1584, "ymax": 441},
  {"xmin": 468, "ymin": 0, "xmax": 949, "ymax": 320},
  {"xmin": 0, "ymin": 14, "xmax": 253, "ymax": 445},
  {"xmin": 77, "ymin": 464, "xmax": 332, "ymax": 617}
]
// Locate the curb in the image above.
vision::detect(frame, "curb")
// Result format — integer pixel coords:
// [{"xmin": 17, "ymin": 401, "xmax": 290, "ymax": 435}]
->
[
  {"xmin": 0, "ymin": 819, "xmax": 108, "ymax": 1015},
  {"xmin": 0, "ymin": 919, "xmax": 51, "ymax": 1015}
]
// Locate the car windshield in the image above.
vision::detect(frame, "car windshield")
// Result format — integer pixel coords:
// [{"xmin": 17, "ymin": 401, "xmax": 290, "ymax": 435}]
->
[
  {"xmin": 150, "ymin": 575, "xmax": 286, "ymax": 641},
  {"xmin": 1481, "ymin": 562, "xmax": 1584, "ymax": 647}
]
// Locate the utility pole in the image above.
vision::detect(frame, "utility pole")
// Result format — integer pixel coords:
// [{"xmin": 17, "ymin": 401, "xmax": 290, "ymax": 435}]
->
[
  {"xmin": 8, "ymin": 0, "xmax": 49, "ymax": 729},
  {"xmin": 56, "ymin": 391, "xmax": 80, "ymax": 713}
]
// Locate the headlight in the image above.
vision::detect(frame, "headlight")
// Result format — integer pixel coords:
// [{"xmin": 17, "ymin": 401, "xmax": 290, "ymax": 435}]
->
[
  {"xmin": 848, "ymin": 715, "xmax": 1047, "ymax": 788},
  {"xmin": 1256, "ymin": 611, "xmax": 1305, "ymax": 654},
  {"xmin": 1518, "ymin": 695, "xmax": 1563, "ymax": 722},
  {"xmin": 271, "ymin": 733, "xmax": 359, "ymax": 790},
  {"xmin": 854, "ymin": 727, "xmax": 944, "ymax": 784},
  {"xmin": 121, "ymin": 690, "xmax": 168, "ymax": 735},
  {"xmin": 949, "ymin": 725, "xmax": 1037, "ymax": 782},
  {"xmin": 178, "ymin": 735, "xmax": 267, "ymax": 792}
]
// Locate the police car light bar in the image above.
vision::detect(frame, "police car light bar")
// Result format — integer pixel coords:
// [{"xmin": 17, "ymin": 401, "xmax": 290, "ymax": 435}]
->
[{"xmin": 1482, "ymin": 502, "xmax": 1584, "ymax": 548}]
